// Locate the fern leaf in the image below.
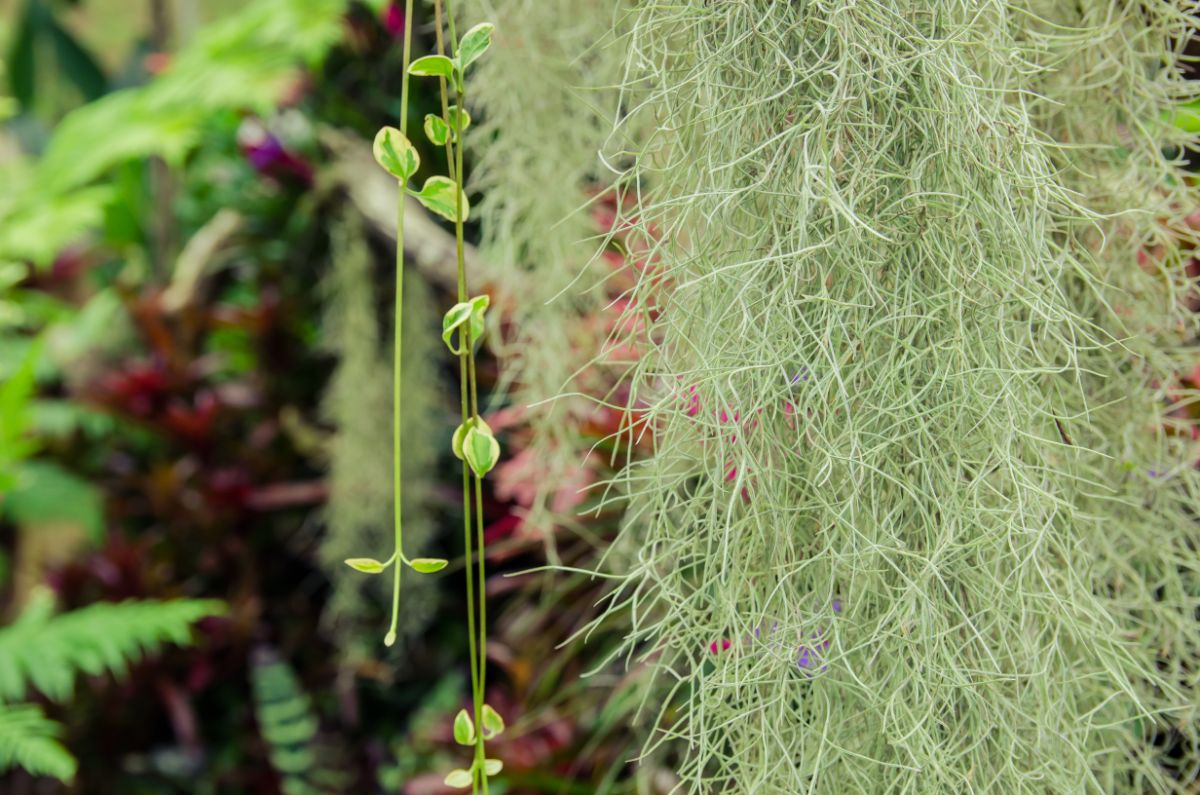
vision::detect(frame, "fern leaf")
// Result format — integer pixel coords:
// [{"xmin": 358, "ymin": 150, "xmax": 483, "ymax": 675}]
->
[
  {"xmin": 252, "ymin": 649, "xmax": 337, "ymax": 795},
  {"xmin": 0, "ymin": 703, "xmax": 76, "ymax": 781},
  {"xmin": 0, "ymin": 592, "xmax": 225, "ymax": 703}
]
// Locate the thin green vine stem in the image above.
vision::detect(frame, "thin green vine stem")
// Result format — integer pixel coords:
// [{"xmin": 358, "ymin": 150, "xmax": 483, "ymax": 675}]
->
[
  {"xmin": 385, "ymin": 0, "xmax": 417, "ymax": 650},
  {"xmin": 431, "ymin": 3, "xmax": 476, "ymax": 699},
  {"xmin": 434, "ymin": 2, "xmax": 486, "ymax": 791},
  {"xmin": 433, "ymin": 0, "xmax": 458, "ymax": 186},
  {"xmin": 456, "ymin": 85, "xmax": 490, "ymax": 795}
]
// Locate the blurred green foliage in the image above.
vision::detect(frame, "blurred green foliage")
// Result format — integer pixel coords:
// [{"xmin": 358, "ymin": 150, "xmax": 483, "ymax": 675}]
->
[
  {"xmin": 0, "ymin": 0, "xmax": 645, "ymax": 792},
  {"xmin": 0, "ymin": 589, "xmax": 224, "ymax": 781}
]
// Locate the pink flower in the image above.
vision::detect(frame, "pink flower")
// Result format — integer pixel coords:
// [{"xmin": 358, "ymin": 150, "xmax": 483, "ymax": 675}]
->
[
  {"xmin": 708, "ymin": 638, "xmax": 732, "ymax": 655},
  {"xmin": 383, "ymin": 2, "xmax": 406, "ymax": 37}
]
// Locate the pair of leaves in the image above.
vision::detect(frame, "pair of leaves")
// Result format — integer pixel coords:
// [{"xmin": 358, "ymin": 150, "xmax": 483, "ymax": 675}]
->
[
  {"xmin": 445, "ymin": 705, "xmax": 506, "ymax": 789},
  {"xmin": 408, "ymin": 23, "xmax": 494, "ymax": 91},
  {"xmin": 443, "ymin": 760, "xmax": 501, "ymax": 789},
  {"xmin": 451, "ymin": 413, "xmax": 501, "ymax": 478},
  {"xmin": 462, "ymin": 426, "xmax": 500, "ymax": 478},
  {"xmin": 372, "ymin": 127, "xmax": 470, "ymax": 222},
  {"xmin": 424, "ymin": 105, "xmax": 471, "ymax": 146},
  {"xmin": 451, "ymin": 416, "xmax": 491, "ymax": 460},
  {"xmin": 452, "ymin": 704, "xmax": 505, "ymax": 745},
  {"xmin": 442, "ymin": 295, "xmax": 489, "ymax": 355},
  {"xmin": 344, "ymin": 557, "xmax": 447, "ymax": 575}
]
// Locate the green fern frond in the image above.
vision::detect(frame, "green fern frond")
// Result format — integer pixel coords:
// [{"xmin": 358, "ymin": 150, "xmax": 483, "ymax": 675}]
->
[
  {"xmin": 251, "ymin": 650, "xmax": 334, "ymax": 795},
  {"xmin": 0, "ymin": 703, "xmax": 76, "ymax": 782},
  {"xmin": 0, "ymin": 591, "xmax": 225, "ymax": 704}
]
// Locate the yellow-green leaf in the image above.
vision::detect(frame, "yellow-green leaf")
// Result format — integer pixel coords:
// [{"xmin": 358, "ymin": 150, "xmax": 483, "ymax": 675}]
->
[
  {"xmin": 409, "ymin": 558, "xmax": 448, "ymax": 574},
  {"xmin": 463, "ymin": 426, "xmax": 500, "ymax": 478},
  {"xmin": 458, "ymin": 23, "xmax": 494, "ymax": 70},
  {"xmin": 372, "ymin": 127, "xmax": 419, "ymax": 181},
  {"xmin": 413, "ymin": 176, "xmax": 469, "ymax": 223},
  {"xmin": 481, "ymin": 704, "xmax": 506, "ymax": 739},
  {"xmin": 424, "ymin": 106, "xmax": 471, "ymax": 146},
  {"xmin": 453, "ymin": 709, "xmax": 475, "ymax": 745},
  {"xmin": 344, "ymin": 558, "xmax": 387, "ymax": 574},
  {"xmin": 452, "ymin": 416, "xmax": 493, "ymax": 460},
  {"xmin": 409, "ymin": 54, "xmax": 456, "ymax": 79},
  {"xmin": 444, "ymin": 769, "xmax": 473, "ymax": 789},
  {"xmin": 424, "ymin": 114, "xmax": 451, "ymax": 147}
]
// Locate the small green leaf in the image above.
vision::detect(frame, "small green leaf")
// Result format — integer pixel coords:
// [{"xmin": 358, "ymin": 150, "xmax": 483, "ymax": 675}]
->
[
  {"xmin": 452, "ymin": 417, "xmax": 494, "ymax": 460},
  {"xmin": 458, "ymin": 23, "xmax": 495, "ymax": 70},
  {"xmin": 1166, "ymin": 100, "xmax": 1200, "ymax": 134},
  {"xmin": 444, "ymin": 769, "xmax": 473, "ymax": 789},
  {"xmin": 371, "ymin": 127, "xmax": 419, "ymax": 181},
  {"xmin": 484, "ymin": 759, "xmax": 503, "ymax": 776},
  {"xmin": 467, "ymin": 294, "xmax": 489, "ymax": 345},
  {"xmin": 442, "ymin": 295, "xmax": 488, "ymax": 354},
  {"xmin": 409, "ymin": 557, "xmax": 448, "ymax": 574},
  {"xmin": 423, "ymin": 106, "xmax": 472, "ymax": 146},
  {"xmin": 481, "ymin": 704, "xmax": 506, "ymax": 739},
  {"xmin": 453, "ymin": 709, "xmax": 475, "ymax": 745},
  {"xmin": 424, "ymin": 114, "xmax": 450, "ymax": 146},
  {"xmin": 448, "ymin": 105, "xmax": 472, "ymax": 133},
  {"xmin": 463, "ymin": 426, "xmax": 501, "ymax": 478},
  {"xmin": 409, "ymin": 54, "xmax": 456, "ymax": 79},
  {"xmin": 412, "ymin": 176, "xmax": 469, "ymax": 223},
  {"xmin": 442, "ymin": 302, "xmax": 474, "ymax": 354},
  {"xmin": 345, "ymin": 558, "xmax": 387, "ymax": 574}
]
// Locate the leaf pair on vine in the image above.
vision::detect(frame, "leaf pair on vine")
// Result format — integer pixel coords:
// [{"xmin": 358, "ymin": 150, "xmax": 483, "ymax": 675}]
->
[
  {"xmin": 442, "ymin": 294, "xmax": 489, "ymax": 354},
  {"xmin": 451, "ymin": 415, "xmax": 500, "ymax": 478},
  {"xmin": 371, "ymin": 23, "xmax": 494, "ymax": 223},
  {"xmin": 445, "ymin": 705, "xmax": 505, "ymax": 788},
  {"xmin": 372, "ymin": 127, "xmax": 469, "ymax": 223},
  {"xmin": 344, "ymin": 555, "xmax": 448, "ymax": 575},
  {"xmin": 425, "ymin": 105, "xmax": 470, "ymax": 146},
  {"xmin": 408, "ymin": 22, "xmax": 494, "ymax": 92}
]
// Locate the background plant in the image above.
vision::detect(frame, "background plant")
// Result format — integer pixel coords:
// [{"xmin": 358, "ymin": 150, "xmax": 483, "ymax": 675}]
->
[
  {"xmin": 0, "ymin": 589, "xmax": 223, "ymax": 782},
  {"xmin": 3, "ymin": 1, "xmax": 1198, "ymax": 793},
  {"xmin": 355, "ymin": 7, "xmax": 509, "ymax": 789},
  {"xmin": 588, "ymin": 1, "xmax": 1200, "ymax": 792}
]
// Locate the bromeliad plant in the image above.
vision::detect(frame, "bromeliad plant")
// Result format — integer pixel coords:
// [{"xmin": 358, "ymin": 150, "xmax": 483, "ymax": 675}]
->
[{"xmin": 343, "ymin": 2, "xmax": 505, "ymax": 791}]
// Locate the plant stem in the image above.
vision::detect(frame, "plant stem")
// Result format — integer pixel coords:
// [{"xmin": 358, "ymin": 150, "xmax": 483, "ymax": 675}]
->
[
  {"xmin": 457, "ymin": 85, "xmax": 490, "ymax": 795},
  {"xmin": 386, "ymin": 0, "xmax": 417, "ymax": 649},
  {"xmin": 435, "ymin": 2, "xmax": 486, "ymax": 791}
]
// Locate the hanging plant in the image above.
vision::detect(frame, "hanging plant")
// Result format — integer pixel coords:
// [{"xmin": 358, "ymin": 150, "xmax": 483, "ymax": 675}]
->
[{"xmin": 344, "ymin": 2, "xmax": 505, "ymax": 790}]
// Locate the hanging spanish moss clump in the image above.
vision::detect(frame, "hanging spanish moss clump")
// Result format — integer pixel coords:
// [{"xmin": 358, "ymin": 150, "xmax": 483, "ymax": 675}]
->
[
  {"xmin": 464, "ymin": 0, "xmax": 634, "ymax": 542},
  {"xmin": 1018, "ymin": 3, "xmax": 1200, "ymax": 787},
  {"xmin": 587, "ymin": 2, "xmax": 1200, "ymax": 792},
  {"xmin": 319, "ymin": 213, "xmax": 440, "ymax": 657}
]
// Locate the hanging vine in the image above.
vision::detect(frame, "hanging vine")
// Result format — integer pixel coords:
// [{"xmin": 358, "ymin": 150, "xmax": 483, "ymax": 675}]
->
[{"xmin": 343, "ymin": 2, "xmax": 504, "ymax": 790}]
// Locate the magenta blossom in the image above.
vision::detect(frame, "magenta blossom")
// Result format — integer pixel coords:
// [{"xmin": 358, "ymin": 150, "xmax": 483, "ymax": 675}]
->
[{"xmin": 383, "ymin": 2, "xmax": 406, "ymax": 37}]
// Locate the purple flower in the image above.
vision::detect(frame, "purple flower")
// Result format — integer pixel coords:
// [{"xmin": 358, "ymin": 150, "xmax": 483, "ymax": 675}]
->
[
  {"xmin": 237, "ymin": 120, "xmax": 313, "ymax": 186},
  {"xmin": 383, "ymin": 2, "xmax": 406, "ymax": 37}
]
